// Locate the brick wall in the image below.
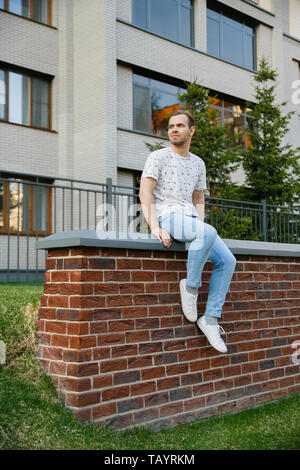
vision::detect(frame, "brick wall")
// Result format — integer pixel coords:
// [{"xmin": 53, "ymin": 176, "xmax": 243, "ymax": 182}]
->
[{"xmin": 36, "ymin": 245, "xmax": 300, "ymax": 431}]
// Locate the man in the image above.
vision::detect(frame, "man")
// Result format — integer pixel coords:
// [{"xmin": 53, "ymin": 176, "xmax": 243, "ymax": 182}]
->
[{"xmin": 139, "ymin": 110, "xmax": 236, "ymax": 353}]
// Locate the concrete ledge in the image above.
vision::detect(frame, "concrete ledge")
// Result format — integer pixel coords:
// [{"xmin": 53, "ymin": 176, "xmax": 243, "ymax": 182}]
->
[{"xmin": 36, "ymin": 229, "xmax": 300, "ymax": 257}]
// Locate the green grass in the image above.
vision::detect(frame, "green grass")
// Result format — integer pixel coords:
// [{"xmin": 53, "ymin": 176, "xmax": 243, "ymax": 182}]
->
[{"xmin": 0, "ymin": 284, "xmax": 299, "ymax": 450}]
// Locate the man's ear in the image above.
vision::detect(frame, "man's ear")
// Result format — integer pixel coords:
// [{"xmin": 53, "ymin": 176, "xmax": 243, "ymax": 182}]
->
[{"xmin": 190, "ymin": 126, "xmax": 196, "ymax": 137}]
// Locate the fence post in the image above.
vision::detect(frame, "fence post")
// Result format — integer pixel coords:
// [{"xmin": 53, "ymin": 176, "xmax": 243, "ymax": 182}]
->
[
  {"xmin": 261, "ymin": 199, "xmax": 268, "ymax": 241},
  {"xmin": 106, "ymin": 178, "xmax": 113, "ymax": 231}
]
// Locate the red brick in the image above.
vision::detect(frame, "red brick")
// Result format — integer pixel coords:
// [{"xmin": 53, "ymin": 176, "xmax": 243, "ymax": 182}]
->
[
  {"xmin": 51, "ymin": 271, "xmax": 69, "ymax": 282},
  {"xmin": 38, "ymin": 307, "xmax": 57, "ymax": 320},
  {"xmin": 97, "ymin": 333, "xmax": 125, "ymax": 346},
  {"xmin": 131, "ymin": 381, "xmax": 156, "ymax": 396},
  {"xmin": 141, "ymin": 366, "xmax": 165, "ymax": 380},
  {"xmin": 109, "ymin": 320, "xmax": 134, "ymax": 332},
  {"xmin": 100, "ymin": 358, "xmax": 127, "ymax": 373},
  {"xmin": 67, "ymin": 322, "xmax": 89, "ymax": 335},
  {"xmin": 102, "ymin": 386, "xmax": 130, "ymax": 401},
  {"xmin": 48, "ymin": 296, "xmax": 69, "ymax": 308},
  {"xmin": 92, "ymin": 402, "xmax": 117, "ymax": 419},
  {"xmin": 89, "ymin": 258, "xmax": 115, "ymax": 269},
  {"xmin": 49, "ymin": 361, "xmax": 66, "ymax": 375},
  {"xmin": 67, "ymin": 363, "xmax": 99, "ymax": 377},
  {"xmin": 62, "ymin": 350, "xmax": 92, "ymax": 362},
  {"xmin": 122, "ymin": 307, "xmax": 148, "ymax": 319},
  {"xmin": 59, "ymin": 377, "xmax": 91, "ymax": 392},
  {"xmin": 93, "ymin": 375, "xmax": 113, "ymax": 389},
  {"xmin": 184, "ymin": 397, "xmax": 205, "ymax": 412},
  {"xmin": 107, "ymin": 295, "xmax": 132, "ymax": 307},
  {"xmin": 111, "ymin": 345, "xmax": 138, "ymax": 358},
  {"xmin": 70, "ymin": 296, "xmax": 105, "ymax": 308},
  {"xmin": 44, "ymin": 283, "xmax": 60, "ymax": 294},
  {"xmin": 69, "ymin": 336, "xmax": 97, "ymax": 349},
  {"xmin": 70, "ymin": 270, "xmax": 103, "ymax": 282},
  {"xmin": 142, "ymin": 259, "xmax": 165, "ymax": 270},
  {"xmin": 132, "ymin": 271, "xmax": 155, "ymax": 281},
  {"xmin": 66, "ymin": 391, "xmax": 100, "ymax": 407},
  {"xmin": 117, "ymin": 259, "xmax": 141, "ymax": 269},
  {"xmin": 48, "ymin": 248, "xmax": 69, "ymax": 257},
  {"xmin": 105, "ymin": 271, "xmax": 130, "ymax": 281},
  {"xmin": 160, "ymin": 402, "xmax": 183, "ymax": 417},
  {"xmin": 94, "ymin": 283, "xmax": 120, "ymax": 294},
  {"xmin": 157, "ymin": 377, "xmax": 180, "ymax": 391},
  {"xmin": 45, "ymin": 321, "xmax": 67, "ymax": 334},
  {"xmin": 51, "ymin": 334, "xmax": 69, "ymax": 348},
  {"xmin": 70, "ymin": 247, "xmax": 100, "ymax": 256}
]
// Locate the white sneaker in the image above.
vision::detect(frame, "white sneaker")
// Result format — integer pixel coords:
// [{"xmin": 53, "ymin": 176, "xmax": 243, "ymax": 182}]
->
[
  {"xmin": 197, "ymin": 315, "xmax": 228, "ymax": 353},
  {"xmin": 179, "ymin": 278, "xmax": 198, "ymax": 322}
]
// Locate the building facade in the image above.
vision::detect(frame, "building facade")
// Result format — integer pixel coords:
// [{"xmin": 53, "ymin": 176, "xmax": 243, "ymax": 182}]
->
[{"xmin": 0, "ymin": 0, "xmax": 300, "ymax": 274}]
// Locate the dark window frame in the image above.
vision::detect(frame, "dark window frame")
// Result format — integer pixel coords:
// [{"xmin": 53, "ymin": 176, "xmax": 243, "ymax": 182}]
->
[
  {"xmin": 0, "ymin": 0, "xmax": 52, "ymax": 26},
  {"xmin": 207, "ymin": 0, "xmax": 257, "ymax": 71},
  {"xmin": 0, "ymin": 65, "xmax": 52, "ymax": 131},
  {"xmin": 132, "ymin": 0, "xmax": 194, "ymax": 48}
]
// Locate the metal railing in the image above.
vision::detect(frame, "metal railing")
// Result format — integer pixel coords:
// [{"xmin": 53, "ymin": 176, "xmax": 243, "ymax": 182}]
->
[{"xmin": 0, "ymin": 172, "xmax": 299, "ymax": 281}]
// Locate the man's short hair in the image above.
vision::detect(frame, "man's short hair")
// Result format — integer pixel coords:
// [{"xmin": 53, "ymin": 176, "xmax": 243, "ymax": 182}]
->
[{"xmin": 169, "ymin": 110, "xmax": 195, "ymax": 128}]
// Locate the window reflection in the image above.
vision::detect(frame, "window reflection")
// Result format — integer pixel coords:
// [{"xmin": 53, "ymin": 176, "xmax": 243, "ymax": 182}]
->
[
  {"xmin": 6, "ymin": 180, "xmax": 48, "ymax": 233},
  {"xmin": 32, "ymin": 0, "xmax": 47, "ymax": 23},
  {"xmin": 209, "ymin": 97, "xmax": 252, "ymax": 149},
  {"xmin": 207, "ymin": 4, "xmax": 256, "ymax": 70},
  {"xmin": 32, "ymin": 77, "xmax": 50, "ymax": 128},
  {"xmin": 9, "ymin": 72, "xmax": 30, "ymax": 125},
  {"xmin": 133, "ymin": 0, "xmax": 193, "ymax": 47},
  {"xmin": 0, "ymin": 70, "xmax": 5, "ymax": 120},
  {"xmin": 133, "ymin": 74, "xmax": 184, "ymax": 136},
  {"xmin": 9, "ymin": 0, "xmax": 30, "ymax": 17},
  {"xmin": 9, "ymin": 181, "xmax": 30, "ymax": 232}
]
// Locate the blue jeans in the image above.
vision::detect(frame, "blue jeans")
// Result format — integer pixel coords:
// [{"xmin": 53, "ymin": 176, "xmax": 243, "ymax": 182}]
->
[{"xmin": 158, "ymin": 212, "xmax": 236, "ymax": 318}]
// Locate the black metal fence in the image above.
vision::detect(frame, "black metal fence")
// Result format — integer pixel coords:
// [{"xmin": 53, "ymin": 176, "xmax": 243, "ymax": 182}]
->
[{"xmin": 0, "ymin": 172, "xmax": 299, "ymax": 282}]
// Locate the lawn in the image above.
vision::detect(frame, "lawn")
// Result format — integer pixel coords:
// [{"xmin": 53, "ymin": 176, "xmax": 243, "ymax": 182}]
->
[{"xmin": 0, "ymin": 284, "xmax": 299, "ymax": 450}]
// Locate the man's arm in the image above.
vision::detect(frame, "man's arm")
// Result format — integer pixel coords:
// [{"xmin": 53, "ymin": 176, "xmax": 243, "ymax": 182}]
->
[
  {"xmin": 192, "ymin": 190, "xmax": 205, "ymax": 221},
  {"xmin": 139, "ymin": 177, "xmax": 172, "ymax": 248}
]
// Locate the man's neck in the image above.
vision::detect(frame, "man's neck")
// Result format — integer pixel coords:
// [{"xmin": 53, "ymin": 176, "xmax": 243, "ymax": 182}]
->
[{"xmin": 171, "ymin": 144, "xmax": 190, "ymax": 158}]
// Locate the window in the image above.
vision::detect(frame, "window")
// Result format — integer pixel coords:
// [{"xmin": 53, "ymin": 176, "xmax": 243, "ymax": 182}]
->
[
  {"xmin": 132, "ymin": 0, "xmax": 193, "ymax": 47},
  {"xmin": 208, "ymin": 96, "xmax": 253, "ymax": 149},
  {"xmin": 207, "ymin": 1, "xmax": 256, "ymax": 70},
  {"xmin": 0, "ymin": 68, "xmax": 51, "ymax": 129},
  {"xmin": 0, "ymin": 175, "xmax": 52, "ymax": 235},
  {"xmin": 0, "ymin": 0, "xmax": 51, "ymax": 25},
  {"xmin": 133, "ymin": 73, "xmax": 185, "ymax": 136}
]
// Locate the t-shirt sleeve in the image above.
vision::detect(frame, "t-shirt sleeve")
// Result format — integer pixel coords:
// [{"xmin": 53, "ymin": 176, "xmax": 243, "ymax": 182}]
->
[
  {"xmin": 194, "ymin": 160, "xmax": 207, "ymax": 190},
  {"xmin": 141, "ymin": 151, "xmax": 162, "ymax": 181}
]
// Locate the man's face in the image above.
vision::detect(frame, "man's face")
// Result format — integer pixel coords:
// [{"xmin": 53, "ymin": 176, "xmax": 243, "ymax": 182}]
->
[{"xmin": 168, "ymin": 114, "xmax": 195, "ymax": 145}]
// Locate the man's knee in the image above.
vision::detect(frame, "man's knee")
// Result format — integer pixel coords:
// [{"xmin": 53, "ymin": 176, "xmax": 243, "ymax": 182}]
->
[{"xmin": 203, "ymin": 223, "xmax": 217, "ymax": 242}]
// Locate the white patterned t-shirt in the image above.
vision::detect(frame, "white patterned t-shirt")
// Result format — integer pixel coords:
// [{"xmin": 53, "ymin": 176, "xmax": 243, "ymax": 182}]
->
[{"xmin": 141, "ymin": 146, "xmax": 207, "ymax": 218}]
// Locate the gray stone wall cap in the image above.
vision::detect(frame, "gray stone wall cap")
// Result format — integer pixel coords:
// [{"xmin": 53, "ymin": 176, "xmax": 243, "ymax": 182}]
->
[{"xmin": 36, "ymin": 229, "xmax": 300, "ymax": 257}]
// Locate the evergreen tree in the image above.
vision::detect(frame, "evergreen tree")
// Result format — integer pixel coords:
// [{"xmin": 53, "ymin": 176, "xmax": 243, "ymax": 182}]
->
[{"xmin": 242, "ymin": 57, "xmax": 300, "ymax": 205}]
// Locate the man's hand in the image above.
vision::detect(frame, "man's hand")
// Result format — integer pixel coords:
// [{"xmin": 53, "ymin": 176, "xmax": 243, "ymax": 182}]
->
[{"xmin": 152, "ymin": 227, "xmax": 173, "ymax": 248}]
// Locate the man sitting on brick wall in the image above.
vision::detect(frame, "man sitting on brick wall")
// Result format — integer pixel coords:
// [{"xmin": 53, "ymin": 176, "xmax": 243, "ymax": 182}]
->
[{"xmin": 139, "ymin": 110, "xmax": 236, "ymax": 353}]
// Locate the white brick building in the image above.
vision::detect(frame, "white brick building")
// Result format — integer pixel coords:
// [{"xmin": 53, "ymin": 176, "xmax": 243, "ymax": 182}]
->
[{"xmin": 0, "ymin": 0, "xmax": 300, "ymax": 276}]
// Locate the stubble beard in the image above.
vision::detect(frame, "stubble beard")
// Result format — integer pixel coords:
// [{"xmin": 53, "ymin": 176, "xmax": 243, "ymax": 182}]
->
[{"xmin": 170, "ymin": 134, "xmax": 189, "ymax": 147}]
